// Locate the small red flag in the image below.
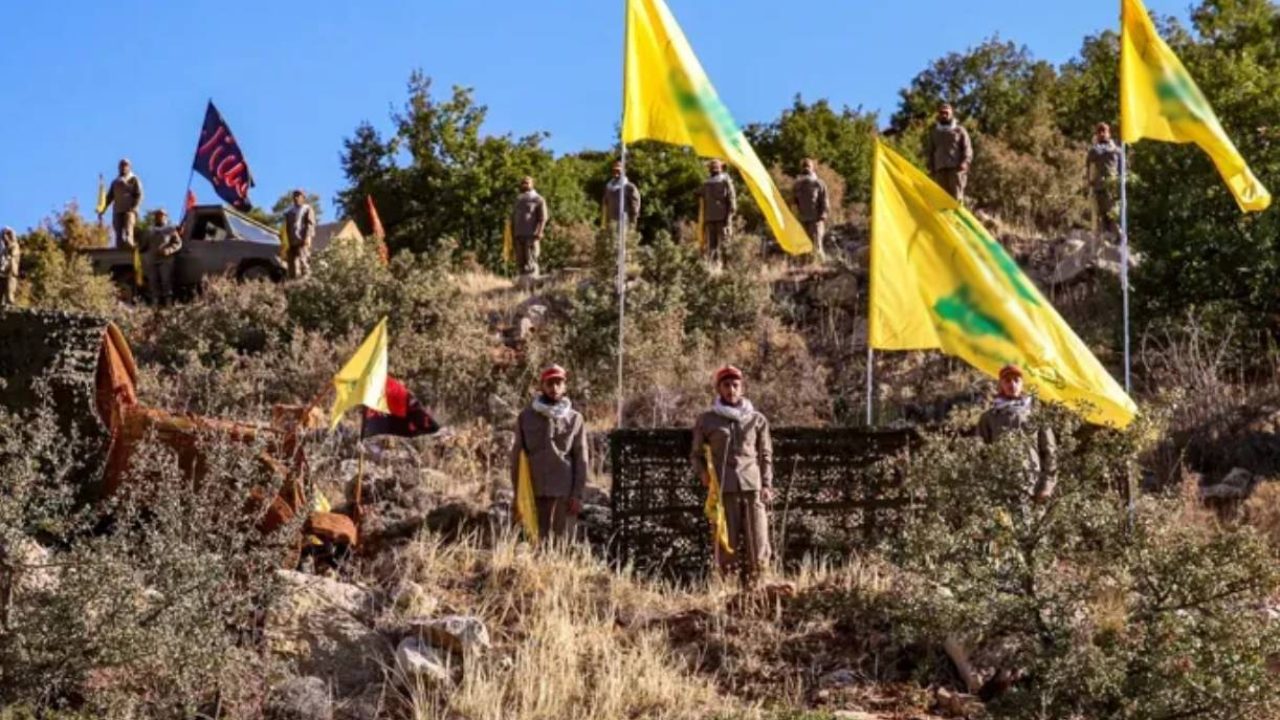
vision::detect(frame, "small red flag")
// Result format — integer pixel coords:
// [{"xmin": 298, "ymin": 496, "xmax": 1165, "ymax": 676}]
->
[
  {"xmin": 184, "ymin": 189, "xmax": 197, "ymax": 212},
  {"xmin": 366, "ymin": 194, "xmax": 386, "ymax": 239},
  {"xmin": 366, "ymin": 194, "xmax": 389, "ymax": 265}
]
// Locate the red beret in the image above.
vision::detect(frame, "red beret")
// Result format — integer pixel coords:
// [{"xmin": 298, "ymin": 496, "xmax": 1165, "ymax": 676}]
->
[
  {"xmin": 714, "ymin": 365, "xmax": 744, "ymax": 385},
  {"xmin": 999, "ymin": 364, "xmax": 1023, "ymax": 381},
  {"xmin": 540, "ymin": 365, "xmax": 567, "ymax": 383}
]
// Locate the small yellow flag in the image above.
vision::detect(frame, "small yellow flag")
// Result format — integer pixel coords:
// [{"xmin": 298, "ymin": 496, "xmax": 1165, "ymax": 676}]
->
[
  {"xmin": 516, "ymin": 451, "xmax": 540, "ymax": 543},
  {"xmin": 328, "ymin": 318, "xmax": 390, "ymax": 430},
  {"xmin": 870, "ymin": 141, "xmax": 1136, "ymax": 428},
  {"xmin": 278, "ymin": 222, "xmax": 290, "ymax": 261},
  {"xmin": 622, "ymin": 0, "xmax": 812, "ymax": 256},
  {"xmin": 133, "ymin": 245, "xmax": 144, "ymax": 289},
  {"xmin": 95, "ymin": 174, "xmax": 108, "ymax": 215},
  {"xmin": 1120, "ymin": 0, "xmax": 1270, "ymax": 212},
  {"xmin": 702, "ymin": 445, "xmax": 733, "ymax": 556},
  {"xmin": 502, "ymin": 218, "xmax": 514, "ymax": 266}
]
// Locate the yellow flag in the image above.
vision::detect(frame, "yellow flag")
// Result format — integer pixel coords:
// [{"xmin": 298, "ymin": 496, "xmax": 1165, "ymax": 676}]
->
[
  {"xmin": 502, "ymin": 218, "xmax": 514, "ymax": 266},
  {"xmin": 702, "ymin": 445, "xmax": 733, "ymax": 556},
  {"xmin": 132, "ymin": 245, "xmax": 144, "ymax": 288},
  {"xmin": 869, "ymin": 141, "xmax": 1137, "ymax": 428},
  {"xmin": 516, "ymin": 451, "xmax": 540, "ymax": 543},
  {"xmin": 328, "ymin": 318, "xmax": 390, "ymax": 430},
  {"xmin": 622, "ymin": 0, "xmax": 812, "ymax": 256},
  {"xmin": 1120, "ymin": 0, "xmax": 1270, "ymax": 212},
  {"xmin": 95, "ymin": 174, "xmax": 108, "ymax": 215},
  {"xmin": 278, "ymin": 222, "xmax": 290, "ymax": 260}
]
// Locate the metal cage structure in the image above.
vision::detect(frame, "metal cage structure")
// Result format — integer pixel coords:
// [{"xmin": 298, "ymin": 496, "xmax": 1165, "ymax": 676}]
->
[{"xmin": 609, "ymin": 427, "xmax": 918, "ymax": 579}]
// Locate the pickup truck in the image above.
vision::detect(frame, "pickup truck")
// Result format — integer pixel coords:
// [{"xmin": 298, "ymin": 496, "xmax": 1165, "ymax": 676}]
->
[{"xmin": 82, "ymin": 204, "xmax": 287, "ymax": 299}]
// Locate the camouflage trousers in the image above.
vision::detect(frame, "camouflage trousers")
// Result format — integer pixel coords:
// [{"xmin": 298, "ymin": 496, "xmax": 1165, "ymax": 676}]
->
[
  {"xmin": 2, "ymin": 276, "xmax": 15, "ymax": 306},
  {"xmin": 535, "ymin": 497, "xmax": 578, "ymax": 543},
  {"xmin": 112, "ymin": 211, "xmax": 137, "ymax": 248},
  {"xmin": 703, "ymin": 221, "xmax": 731, "ymax": 264},
  {"xmin": 146, "ymin": 259, "xmax": 176, "ymax": 304},
  {"xmin": 716, "ymin": 491, "xmax": 771, "ymax": 584},
  {"xmin": 515, "ymin": 235, "xmax": 540, "ymax": 277},
  {"xmin": 1092, "ymin": 185, "xmax": 1119, "ymax": 236},
  {"xmin": 803, "ymin": 219, "xmax": 827, "ymax": 259},
  {"xmin": 932, "ymin": 168, "xmax": 968, "ymax": 204},
  {"xmin": 287, "ymin": 245, "xmax": 311, "ymax": 279}
]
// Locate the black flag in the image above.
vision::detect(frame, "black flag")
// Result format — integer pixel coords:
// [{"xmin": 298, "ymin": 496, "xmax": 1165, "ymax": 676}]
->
[{"xmin": 191, "ymin": 101, "xmax": 255, "ymax": 211}]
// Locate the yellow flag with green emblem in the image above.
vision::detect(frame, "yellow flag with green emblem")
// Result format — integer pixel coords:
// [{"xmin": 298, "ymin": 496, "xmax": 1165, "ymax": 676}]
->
[
  {"xmin": 869, "ymin": 141, "xmax": 1137, "ymax": 428},
  {"xmin": 622, "ymin": 0, "xmax": 812, "ymax": 256},
  {"xmin": 516, "ymin": 451, "xmax": 540, "ymax": 543},
  {"xmin": 1120, "ymin": 0, "xmax": 1270, "ymax": 212},
  {"xmin": 702, "ymin": 445, "xmax": 733, "ymax": 556},
  {"xmin": 328, "ymin": 318, "xmax": 390, "ymax": 430},
  {"xmin": 95, "ymin": 174, "xmax": 108, "ymax": 215}
]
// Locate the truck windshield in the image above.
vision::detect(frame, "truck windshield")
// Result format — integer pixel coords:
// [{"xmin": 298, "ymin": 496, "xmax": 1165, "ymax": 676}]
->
[{"xmin": 226, "ymin": 214, "xmax": 279, "ymax": 245}]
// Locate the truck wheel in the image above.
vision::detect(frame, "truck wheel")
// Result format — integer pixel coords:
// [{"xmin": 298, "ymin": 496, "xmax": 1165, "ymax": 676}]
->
[{"xmin": 238, "ymin": 263, "xmax": 275, "ymax": 283}]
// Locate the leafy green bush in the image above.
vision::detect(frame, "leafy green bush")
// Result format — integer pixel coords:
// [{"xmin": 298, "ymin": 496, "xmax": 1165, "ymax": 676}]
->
[
  {"xmin": 0, "ymin": 404, "xmax": 292, "ymax": 718},
  {"xmin": 871, "ymin": 410, "xmax": 1280, "ymax": 719}
]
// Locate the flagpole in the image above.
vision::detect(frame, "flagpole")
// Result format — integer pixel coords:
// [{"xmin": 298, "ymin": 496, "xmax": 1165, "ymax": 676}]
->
[
  {"xmin": 1119, "ymin": 143, "xmax": 1131, "ymax": 394},
  {"xmin": 615, "ymin": 0, "xmax": 629, "ymax": 429},
  {"xmin": 616, "ymin": 147, "xmax": 628, "ymax": 428},
  {"xmin": 865, "ymin": 346, "xmax": 874, "ymax": 426}
]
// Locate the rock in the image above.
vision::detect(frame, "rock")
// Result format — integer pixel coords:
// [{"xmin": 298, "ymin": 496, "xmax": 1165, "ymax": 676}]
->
[
  {"xmin": 395, "ymin": 636, "xmax": 455, "ymax": 688},
  {"xmin": 1201, "ymin": 467, "xmax": 1260, "ymax": 500},
  {"xmin": 406, "ymin": 615, "xmax": 491, "ymax": 659},
  {"xmin": 426, "ymin": 499, "xmax": 490, "ymax": 540},
  {"xmin": 6, "ymin": 537, "xmax": 58, "ymax": 596},
  {"xmin": 831, "ymin": 711, "xmax": 881, "ymax": 720},
  {"xmin": 813, "ymin": 272, "xmax": 860, "ymax": 307},
  {"xmin": 266, "ymin": 570, "xmax": 389, "ymax": 695},
  {"xmin": 934, "ymin": 687, "xmax": 974, "ymax": 717},
  {"xmin": 266, "ymin": 676, "xmax": 333, "ymax": 720},
  {"xmin": 820, "ymin": 668, "xmax": 858, "ymax": 690},
  {"xmin": 334, "ymin": 684, "xmax": 384, "ymax": 720},
  {"xmin": 488, "ymin": 395, "xmax": 518, "ymax": 426},
  {"xmin": 393, "ymin": 580, "xmax": 440, "ymax": 617}
]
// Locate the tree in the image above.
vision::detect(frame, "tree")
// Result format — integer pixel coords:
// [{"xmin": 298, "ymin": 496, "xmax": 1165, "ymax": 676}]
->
[
  {"xmin": 336, "ymin": 72, "xmax": 557, "ymax": 268},
  {"xmin": 747, "ymin": 96, "xmax": 879, "ymax": 204},
  {"xmin": 266, "ymin": 191, "xmax": 325, "ymax": 227},
  {"xmin": 890, "ymin": 37, "xmax": 1057, "ymax": 139}
]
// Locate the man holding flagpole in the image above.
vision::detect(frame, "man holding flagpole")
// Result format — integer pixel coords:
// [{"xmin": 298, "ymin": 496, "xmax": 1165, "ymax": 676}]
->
[
  {"xmin": 602, "ymin": 160, "xmax": 640, "ymax": 230},
  {"xmin": 699, "ymin": 159, "xmax": 737, "ymax": 265},
  {"xmin": 691, "ymin": 366, "xmax": 773, "ymax": 586},
  {"xmin": 510, "ymin": 365, "xmax": 589, "ymax": 543},
  {"xmin": 99, "ymin": 158, "xmax": 144, "ymax": 248}
]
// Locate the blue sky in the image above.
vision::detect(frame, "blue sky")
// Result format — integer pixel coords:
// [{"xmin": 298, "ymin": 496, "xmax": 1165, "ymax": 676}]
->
[{"xmin": 0, "ymin": 0, "xmax": 1186, "ymax": 232}]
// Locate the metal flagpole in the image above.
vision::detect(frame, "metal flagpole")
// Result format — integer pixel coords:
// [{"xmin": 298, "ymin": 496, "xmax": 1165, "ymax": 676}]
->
[
  {"xmin": 616, "ymin": 147, "xmax": 628, "ymax": 428},
  {"xmin": 865, "ymin": 346, "xmax": 874, "ymax": 426},
  {"xmin": 615, "ymin": 0, "xmax": 629, "ymax": 429},
  {"xmin": 1119, "ymin": 144, "xmax": 1131, "ymax": 394}
]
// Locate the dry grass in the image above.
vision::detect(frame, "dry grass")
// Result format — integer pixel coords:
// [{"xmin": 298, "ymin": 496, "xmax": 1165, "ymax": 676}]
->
[
  {"xmin": 1244, "ymin": 480, "xmax": 1280, "ymax": 553},
  {"xmin": 386, "ymin": 533, "xmax": 739, "ymax": 720}
]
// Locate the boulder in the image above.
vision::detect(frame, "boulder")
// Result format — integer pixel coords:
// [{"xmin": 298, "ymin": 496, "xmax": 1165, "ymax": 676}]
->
[
  {"xmin": 395, "ymin": 636, "xmax": 455, "ymax": 688},
  {"xmin": 265, "ymin": 676, "xmax": 333, "ymax": 720},
  {"xmin": 266, "ymin": 570, "xmax": 388, "ymax": 695},
  {"xmin": 1201, "ymin": 467, "xmax": 1260, "ymax": 500},
  {"xmin": 820, "ymin": 668, "xmax": 859, "ymax": 690},
  {"xmin": 405, "ymin": 615, "xmax": 491, "ymax": 659}
]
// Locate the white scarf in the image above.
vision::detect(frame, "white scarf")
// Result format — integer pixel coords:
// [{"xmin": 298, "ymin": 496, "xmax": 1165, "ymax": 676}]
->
[
  {"xmin": 993, "ymin": 395, "xmax": 1032, "ymax": 412},
  {"xmin": 936, "ymin": 120, "xmax": 958, "ymax": 130},
  {"xmin": 712, "ymin": 397, "xmax": 756, "ymax": 423},
  {"xmin": 532, "ymin": 395, "xmax": 573, "ymax": 421}
]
